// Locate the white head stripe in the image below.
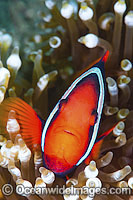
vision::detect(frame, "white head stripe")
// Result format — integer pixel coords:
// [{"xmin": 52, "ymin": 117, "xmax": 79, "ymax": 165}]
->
[
  {"xmin": 76, "ymin": 68, "xmax": 104, "ymax": 165},
  {"xmin": 41, "ymin": 66, "xmax": 104, "ymax": 165}
]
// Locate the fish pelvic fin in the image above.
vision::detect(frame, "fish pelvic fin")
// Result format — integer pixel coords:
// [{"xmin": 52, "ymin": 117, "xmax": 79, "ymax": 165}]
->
[
  {"xmin": 0, "ymin": 97, "xmax": 42, "ymax": 151},
  {"xmin": 85, "ymin": 122, "xmax": 118, "ymax": 164},
  {"xmin": 84, "ymin": 140, "xmax": 103, "ymax": 165}
]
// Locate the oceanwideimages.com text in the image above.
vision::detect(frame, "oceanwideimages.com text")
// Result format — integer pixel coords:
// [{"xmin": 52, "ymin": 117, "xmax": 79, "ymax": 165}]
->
[{"xmin": 2, "ymin": 184, "xmax": 132, "ymax": 197}]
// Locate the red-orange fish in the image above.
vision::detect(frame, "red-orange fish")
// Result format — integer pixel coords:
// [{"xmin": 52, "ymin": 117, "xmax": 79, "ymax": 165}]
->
[{"xmin": 0, "ymin": 51, "xmax": 114, "ymax": 176}]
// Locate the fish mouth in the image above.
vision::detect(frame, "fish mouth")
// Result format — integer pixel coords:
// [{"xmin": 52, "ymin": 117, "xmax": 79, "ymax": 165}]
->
[
  {"xmin": 63, "ymin": 129, "xmax": 75, "ymax": 136},
  {"xmin": 44, "ymin": 126, "xmax": 84, "ymax": 172},
  {"xmin": 53, "ymin": 126, "xmax": 81, "ymax": 143}
]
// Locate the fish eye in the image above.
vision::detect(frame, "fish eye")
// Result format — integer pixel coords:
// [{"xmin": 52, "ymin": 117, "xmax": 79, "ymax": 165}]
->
[
  {"xmin": 58, "ymin": 99, "xmax": 67, "ymax": 112},
  {"xmin": 91, "ymin": 109, "xmax": 97, "ymax": 115},
  {"xmin": 91, "ymin": 109, "xmax": 98, "ymax": 124}
]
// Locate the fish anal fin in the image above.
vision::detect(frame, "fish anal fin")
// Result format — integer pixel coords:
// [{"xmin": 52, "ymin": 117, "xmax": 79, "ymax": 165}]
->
[
  {"xmin": 0, "ymin": 97, "xmax": 42, "ymax": 151},
  {"xmin": 66, "ymin": 175, "xmax": 69, "ymax": 180}
]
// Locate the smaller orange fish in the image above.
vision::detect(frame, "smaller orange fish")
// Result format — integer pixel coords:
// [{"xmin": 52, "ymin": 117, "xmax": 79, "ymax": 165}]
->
[{"xmin": 0, "ymin": 51, "xmax": 114, "ymax": 176}]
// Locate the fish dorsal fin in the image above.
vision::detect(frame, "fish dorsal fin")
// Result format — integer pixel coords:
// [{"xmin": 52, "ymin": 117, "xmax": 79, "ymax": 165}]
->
[
  {"xmin": 101, "ymin": 50, "xmax": 109, "ymax": 63},
  {"xmin": 73, "ymin": 51, "xmax": 109, "ymax": 82},
  {"xmin": 0, "ymin": 97, "xmax": 42, "ymax": 151}
]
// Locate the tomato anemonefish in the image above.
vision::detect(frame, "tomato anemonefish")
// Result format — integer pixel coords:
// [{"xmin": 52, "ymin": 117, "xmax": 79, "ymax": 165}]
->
[{"xmin": 0, "ymin": 51, "xmax": 115, "ymax": 176}]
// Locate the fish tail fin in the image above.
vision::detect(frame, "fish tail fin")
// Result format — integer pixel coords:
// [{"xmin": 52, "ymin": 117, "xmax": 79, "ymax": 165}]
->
[
  {"xmin": 101, "ymin": 50, "xmax": 110, "ymax": 63},
  {"xmin": 0, "ymin": 97, "xmax": 42, "ymax": 151},
  {"xmin": 85, "ymin": 123, "xmax": 117, "ymax": 164}
]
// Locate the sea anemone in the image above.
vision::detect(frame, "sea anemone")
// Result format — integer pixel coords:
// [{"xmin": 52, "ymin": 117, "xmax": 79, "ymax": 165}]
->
[{"xmin": 0, "ymin": 0, "xmax": 132, "ymax": 200}]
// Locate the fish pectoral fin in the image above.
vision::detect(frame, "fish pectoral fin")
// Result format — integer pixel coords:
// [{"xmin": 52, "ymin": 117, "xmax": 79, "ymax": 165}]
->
[
  {"xmin": 95, "ymin": 122, "xmax": 119, "ymax": 143},
  {"xmin": 0, "ymin": 97, "xmax": 42, "ymax": 151},
  {"xmin": 85, "ymin": 122, "xmax": 119, "ymax": 164},
  {"xmin": 89, "ymin": 109, "xmax": 98, "ymax": 126},
  {"xmin": 59, "ymin": 99, "xmax": 67, "ymax": 112}
]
